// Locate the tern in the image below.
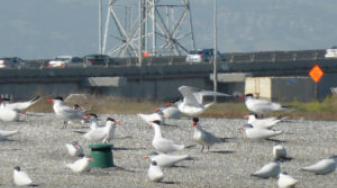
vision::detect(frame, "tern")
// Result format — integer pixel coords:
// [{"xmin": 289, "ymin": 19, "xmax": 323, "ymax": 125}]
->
[
  {"xmin": 148, "ymin": 161, "xmax": 164, "ymax": 182},
  {"xmin": 0, "ymin": 107, "xmax": 20, "ymax": 122},
  {"xmin": 66, "ymin": 155, "xmax": 93, "ymax": 173},
  {"xmin": 277, "ymin": 172, "xmax": 298, "ymax": 188},
  {"xmin": 245, "ymin": 94, "xmax": 290, "ymax": 115},
  {"xmin": 13, "ymin": 166, "xmax": 33, "ymax": 186},
  {"xmin": 251, "ymin": 160, "xmax": 281, "ymax": 178},
  {"xmin": 0, "ymin": 96, "xmax": 40, "ymax": 112},
  {"xmin": 49, "ymin": 96, "xmax": 85, "ymax": 128},
  {"xmin": 150, "ymin": 121, "xmax": 185, "ymax": 153},
  {"xmin": 83, "ymin": 117, "xmax": 121, "ymax": 143},
  {"xmin": 247, "ymin": 113, "xmax": 285, "ymax": 129},
  {"xmin": 145, "ymin": 152, "xmax": 191, "ymax": 167},
  {"xmin": 192, "ymin": 117, "xmax": 226, "ymax": 152},
  {"xmin": 273, "ymin": 145, "xmax": 292, "ymax": 161},
  {"xmin": 65, "ymin": 141, "xmax": 84, "ymax": 157},
  {"xmin": 240, "ymin": 124, "xmax": 283, "ymax": 140},
  {"xmin": 177, "ymin": 85, "xmax": 230, "ymax": 117},
  {"xmin": 301, "ymin": 155, "xmax": 337, "ymax": 175}
]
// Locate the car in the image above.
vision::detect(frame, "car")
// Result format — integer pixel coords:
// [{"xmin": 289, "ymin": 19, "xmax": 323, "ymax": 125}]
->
[
  {"xmin": 48, "ymin": 56, "xmax": 83, "ymax": 68},
  {"xmin": 83, "ymin": 54, "xmax": 111, "ymax": 66},
  {"xmin": 325, "ymin": 46, "xmax": 337, "ymax": 59},
  {"xmin": 0, "ymin": 57, "xmax": 26, "ymax": 69},
  {"xmin": 186, "ymin": 49, "xmax": 225, "ymax": 63}
]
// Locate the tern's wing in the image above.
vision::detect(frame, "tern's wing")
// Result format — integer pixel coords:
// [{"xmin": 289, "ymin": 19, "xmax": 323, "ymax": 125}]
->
[
  {"xmin": 178, "ymin": 86, "xmax": 201, "ymax": 106},
  {"xmin": 194, "ymin": 91, "xmax": 231, "ymax": 104},
  {"xmin": 5, "ymin": 96, "xmax": 40, "ymax": 112}
]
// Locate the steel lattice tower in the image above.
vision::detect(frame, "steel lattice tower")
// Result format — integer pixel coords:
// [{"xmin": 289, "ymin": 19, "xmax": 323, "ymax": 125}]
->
[{"xmin": 102, "ymin": 0, "xmax": 195, "ymax": 58}]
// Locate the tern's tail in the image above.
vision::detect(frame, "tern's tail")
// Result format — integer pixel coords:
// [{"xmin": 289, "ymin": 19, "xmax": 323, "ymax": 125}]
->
[
  {"xmin": 203, "ymin": 102, "xmax": 215, "ymax": 110},
  {"xmin": 0, "ymin": 130, "xmax": 19, "ymax": 137}
]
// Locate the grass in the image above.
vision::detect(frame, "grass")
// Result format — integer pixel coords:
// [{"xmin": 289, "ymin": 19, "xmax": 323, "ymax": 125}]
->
[{"xmin": 28, "ymin": 95, "xmax": 337, "ymax": 121}]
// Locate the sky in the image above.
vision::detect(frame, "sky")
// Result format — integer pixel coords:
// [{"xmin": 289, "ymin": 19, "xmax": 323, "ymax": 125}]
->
[{"xmin": 1, "ymin": 0, "xmax": 337, "ymax": 59}]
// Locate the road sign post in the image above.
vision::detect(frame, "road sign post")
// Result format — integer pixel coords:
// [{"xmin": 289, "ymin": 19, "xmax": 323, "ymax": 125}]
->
[{"xmin": 309, "ymin": 65, "xmax": 325, "ymax": 100}]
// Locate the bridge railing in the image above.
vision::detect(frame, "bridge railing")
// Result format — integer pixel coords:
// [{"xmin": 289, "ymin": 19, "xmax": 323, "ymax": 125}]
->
[{"xmin": 225, "ymin": 49, "xmax": 326, "ymax": 63}]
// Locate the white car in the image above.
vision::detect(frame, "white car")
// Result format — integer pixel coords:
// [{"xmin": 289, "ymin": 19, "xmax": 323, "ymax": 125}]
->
[
  {"xmin": 48, "ymin": 56, "xmax": 82, "ymax": 68},
  {"xmin": 186, "ymin": 50, "xmax": 203, "ymax": 63},
  {"xmin": 325, "ymin": 48, "xmax": 337, "ymax": 59}
]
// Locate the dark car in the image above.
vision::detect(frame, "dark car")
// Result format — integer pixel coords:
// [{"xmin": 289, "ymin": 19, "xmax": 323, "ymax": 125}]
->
[
  {"xmin": 83, "ymin": 54, "xmax": 111, "ymax": 66},
  {"xmin": 0, "ymin": 57, "xmax": 26, "ymax": 69}
]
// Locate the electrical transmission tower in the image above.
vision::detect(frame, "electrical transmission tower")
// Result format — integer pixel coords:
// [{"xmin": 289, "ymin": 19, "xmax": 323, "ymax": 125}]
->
[{"xmin": 102, "ymin": 0, "xmax": 195, "ymax": 57}]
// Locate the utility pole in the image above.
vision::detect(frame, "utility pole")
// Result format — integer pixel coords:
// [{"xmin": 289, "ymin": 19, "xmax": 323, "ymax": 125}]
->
[
  {"xmin": 213, "ymin": 0, "xmax": 218, "ymax": 101},
  {"xmin": 99, "ymin": 0, "xmax": 103, "ymax": 54},
  {"xmin": 138, "ymin": 0, "xmax": 144, "ymax": 66}
]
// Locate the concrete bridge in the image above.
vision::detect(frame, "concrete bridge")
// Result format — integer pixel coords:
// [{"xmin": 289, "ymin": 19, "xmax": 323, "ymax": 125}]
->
[{"xmin": 1, "ymin": 49, "xmax": 337, "ymax": 101}]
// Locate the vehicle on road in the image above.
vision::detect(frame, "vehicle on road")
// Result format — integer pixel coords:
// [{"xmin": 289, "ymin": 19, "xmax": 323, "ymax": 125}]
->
[
  {"xmin": 48, "ymin": 56, "xmax": 83, "ymax": 68},
  {"xmin": 325, "ymin": 47, "xmax": 337, "ymax": 59},
  {"xmin": 186, "ymin": 49, "xmax": 225, "ymax": 63},
  {"xmin": 83, "ymin": 54, "xmax": 111, "ymax": 66},
  {"xmin": 0, "ymin": 57, "xmax": 26, "ymax": 69}
]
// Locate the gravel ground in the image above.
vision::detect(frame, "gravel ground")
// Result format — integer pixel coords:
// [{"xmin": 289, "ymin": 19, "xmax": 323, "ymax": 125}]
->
[{"xmin": 0, "ymin": 113, "xmax": 337, "ymax": 187}]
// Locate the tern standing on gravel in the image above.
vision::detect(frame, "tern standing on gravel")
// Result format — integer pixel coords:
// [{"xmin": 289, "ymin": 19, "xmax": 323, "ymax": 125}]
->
[
  {"xmin": 245, "ymin": 94, "xmax": 290, "ymax": 115},
  {"xmin": 0, "ymin": 106, "xmax": 20, "ymax": 122},
  {"xmin": 240, "ymin": 124, "xmax": 283, "ymax": 140},
  {"xmin": 251, "ymin": 160, "xmax": 281, "ymax": 178},
  {"xmin": 83, "ymin": 117, "xmax": 121, "ymax": 143},
  {"xmin": 148, "ymin": 161, "xmax": 164, "ymax": 182},
  {"xmin": 49, "ymin": 96, "xmax": 85, "ymax": 128},
  {"xmin": 13, "ymin": 166, "xmax": 33, "ymax": 186},
  {"xmin": 301, "ymin": 155, "xmax": 337, "ymax": 175},
  {"xmin": 192, "ymin": 117, "xmax": 226, "ymax": 152},
  {"xmin": 145, "ymin": 152, "xmax": 191, "ymax": 167},
  {"xmin": 177, "ymin": 85, "xmax": 230, "ymax": 117},
  {"xmin": 0, "ymin": 96, "xmax": 40, "ymax": 113},
  {"xmin": 277, "ymin": 172, "xmax": 298, "ymax": 188},
  {"xmin": 273, "ymin": 145, "xmax": 292, "ymax": 161},
  {"xmin": 66, "ymin": 155, "xmax": 93, "ymax": 173},
  {"xmin": 151, "ymin": 120, "xmax": 185, "ymax": 153}
]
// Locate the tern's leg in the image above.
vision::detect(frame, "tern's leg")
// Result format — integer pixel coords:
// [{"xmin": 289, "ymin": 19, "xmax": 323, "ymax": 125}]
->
[
  {"xmin": 207, "ymin": 146, "xmax": 210, "ymax": 152},
  {"xmin": 63, "ymin": 121, "xmax": 68, "ymax": 129},
  {"xmin": 201, "ymin": 145, "xmax": 204, "ymax": 152},
  {"xmin": 20, "ymin": 112, "xmax": 28, "ymax": 121}
]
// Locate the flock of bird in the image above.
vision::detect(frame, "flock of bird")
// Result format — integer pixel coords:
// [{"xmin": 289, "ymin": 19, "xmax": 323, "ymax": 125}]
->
[{"xmin": 0, "ymin": 85, "xmax": 336, "ymax": 187}]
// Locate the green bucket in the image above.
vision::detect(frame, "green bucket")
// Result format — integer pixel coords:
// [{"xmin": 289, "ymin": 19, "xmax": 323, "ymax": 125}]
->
[{"xmin": 89, "ymin": 144, "xmax": 114, "ymax": 168}]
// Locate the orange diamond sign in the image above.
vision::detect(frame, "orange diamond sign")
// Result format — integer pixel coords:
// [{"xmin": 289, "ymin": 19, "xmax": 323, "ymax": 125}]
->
[{"xmin": 309, "ymin": 65, "xmax": 324, "ymax": 83}]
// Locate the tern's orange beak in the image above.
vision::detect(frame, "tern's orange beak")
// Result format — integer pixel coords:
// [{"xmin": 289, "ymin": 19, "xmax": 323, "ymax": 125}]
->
[
  {"xmin": 192, "ymin": 122, "xmax": 197, "ymax": 128},
  {"xmin": 243, "ymin": 115, "xmax": 249, "ymax": 119},
  {"xmin": 143, "ymin": 155, "xmax": 149, "ymax": 160}
]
